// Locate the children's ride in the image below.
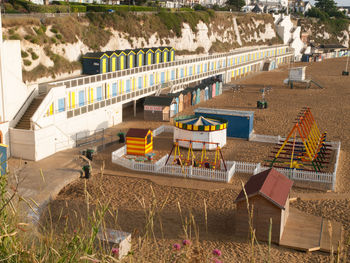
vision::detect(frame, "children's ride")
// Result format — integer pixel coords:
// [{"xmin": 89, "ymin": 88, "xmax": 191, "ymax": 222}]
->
[
  {"xmin": 165, "ymin": 139, "xmax": 227, "ymax": 171},
  {"xmin": 266, "ymin": 107, "xmax": 331, "ymax": 172}
]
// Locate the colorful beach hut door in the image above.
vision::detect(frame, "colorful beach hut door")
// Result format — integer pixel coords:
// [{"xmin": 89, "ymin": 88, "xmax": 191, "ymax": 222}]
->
[
  {"xmin": 196, "ymin": 88, "xmax": 200, "ymax": 104},
  {"xmin": 101, "ymin": 57, "xmax": 107, "ymax": 73},
  {"xmin": 216, "ymin": 82, "xmax": 220, "ymax": 96},
  {"xmin": 191, "ymin": 91, "xmax": 196, "ymax": 105},
  {"xmin": 212, "ymin": 83, "xmax": 216, "ymax": 98},
  {"xmin": 204, "ymin": 87, "xmax": 209, "ymax": 101},
  {"xmin": 174, "ymin": 97, "xmax": 179, "ymax": 114}
]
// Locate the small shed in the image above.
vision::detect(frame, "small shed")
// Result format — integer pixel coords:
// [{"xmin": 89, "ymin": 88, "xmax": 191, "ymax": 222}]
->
[
  {"xmin": 115, "ymin": 50, "xmax": 127, "ymax": 70},
  {"xmin": 126, "ymin": 128, "xmax": 153, "ymax": 156},
  {"xmin": 135, "ymin": 49, "xmax": 145, "ymax": 68},
  {"xmin": 167, "ymin": 92, "xmax": 183, "ymax": 113},
  {"xmin": 144, "ymin": 48, "xmax": 154, "ymax": 65},
  {"xmin": 168, "ymin": 47, "xmax": 176, "ymax": 62},
  {"xmin": 234, "ymin": 168, "xmax": 293, "ymax": 244},
  {"xmin": 160, "ymin": 47, "xmax": 170, "ymax": 63},
  {"xmin": 204, "ymin": 86, "xmax": 209, "ymax": 101},
  {"xmin": 151, "ymin": 48, "xmax": 162, "ymax": 64},
  {"xmin": 82, "ymin": 52, "xmax": 109, "ymax": 75},
  {"xmin": 194, "ymin": 108, "xmax": 254, "ymax": 139},
  {"xmin": 125, "ymin": 49, "xmax": 136, "ymax": 69},
  {"xmin": 211, "ymin": 83, "xmax": 216, "ymax": 98},
  {"xmin": 199, "ymin": 85, "xmax": 205, "ymax": 102},
  {"xmin": 106, "ymin": 51, "xmax": 118, "ymax": 72},
  {"xmin": 182, "ymin": 89, "xmax": 192, "ymax": 109},
  {"xmin": 144, "ymin": 96, "xmax": 176, "ymax": 121}
]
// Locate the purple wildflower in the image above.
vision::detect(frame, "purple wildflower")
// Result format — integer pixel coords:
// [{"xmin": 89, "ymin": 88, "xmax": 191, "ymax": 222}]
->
[
  {"xmin": 182, "ymin": 239, "xmax": 191, "ymax": 246},
  {"xmin": 111, "ymin": 247, "xmax": 119, "ymax": 256},
  {"xmin": 173, "ymin": 243, "xmax": 181, "ymax": 250},
  {"xmin": 212, "ymin": 249, "xmax": 222, "ymax": 256}
]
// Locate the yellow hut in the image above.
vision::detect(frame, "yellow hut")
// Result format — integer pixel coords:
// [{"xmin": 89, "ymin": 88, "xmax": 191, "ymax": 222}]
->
[{"xmin": 126, "ymin": 128, "xmax": 153, "ymax": 155}]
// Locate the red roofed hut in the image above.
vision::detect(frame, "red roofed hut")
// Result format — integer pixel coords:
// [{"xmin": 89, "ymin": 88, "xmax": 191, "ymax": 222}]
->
[{"xmin": 234, "ymin": 168, "xmax": 293, "ymax": 244}]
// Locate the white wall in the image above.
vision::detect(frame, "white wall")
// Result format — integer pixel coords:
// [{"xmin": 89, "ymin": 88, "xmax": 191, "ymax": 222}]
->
[
  {"xmin": 173, "ymin": 127, "xmax": 226, "ymax": 150},
  {"xmin": 1, "ymin": 41, "xmax": 33, "ymax": 122}
]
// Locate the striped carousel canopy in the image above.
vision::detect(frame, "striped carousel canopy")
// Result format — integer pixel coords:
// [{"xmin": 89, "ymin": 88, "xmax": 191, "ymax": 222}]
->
[{"xmin": 174, "ymin": 115, "xmax": 227, "ymax": 132}]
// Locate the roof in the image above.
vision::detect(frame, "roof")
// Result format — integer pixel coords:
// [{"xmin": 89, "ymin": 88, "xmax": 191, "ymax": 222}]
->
[
  {"xmin": 252, "ymin": 4, "xmax": 262, "ymax": 12},
  {"xmin": 195, "ymin": 108, "xmax": 254, "ymax": 117},
  {"xmin": 115, "ymin": 50, "xmax": 127, "ymax": 55},
  {"xmin": 134, "ymin": 48, "xmax": 145, "ymax": 54},
  {"xmin": 126, "ymin": 128, "xmax": 151, "ymax": 138},
  {"xmin": 317, "ymin": 44, "xmax": 347, "ymax": 49},
  {"xmin": 105, "ymin": 51, "xmax": 117, "ymax": 56},
  {"xmin": 235, "ymin": 168, "xmax": 293, "ymax": 209},
  {"xmin": 144, "ymin": 96, "xmax": 174, "ymax": 106},
  {"xmin": 144, "ymin": 48, "xmax": 154, "ymax": 53},
  {"xmin": 83, "ymin": 52, "xmax": 108, "ymax": 59},
  {"xmin": 177, "ymin": 116, "xmax": 225, "ymax": 126},
  {"xmin": 124, "ymin": 49, "xmax": 136, "ymax": 55},
  {"xmin": 150, "ymin": 47, "xmax": 162, "ymax": 52}
]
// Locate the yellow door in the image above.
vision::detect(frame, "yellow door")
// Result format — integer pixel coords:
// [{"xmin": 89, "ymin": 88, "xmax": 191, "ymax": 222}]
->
[
  {"xmin": 148, "ymin": 53, "xmax": 152, "ymax": 65},
  {"xmin": 102, "ymin": 59, "xmax": 106, "ymax": 73},
  {"xmin": 120, "ymin": 56, "xmax": 124, "ymax": 70},
  {"xmin": 129, "ymin": 55, "xmax": 133, "ymax": 69},
  {"xmin": 112, "ymin": 57, "xmax": 116, "ymax": 71},
  {"xmin": 156, "ymin": 53, "xmax": 160, "ymax": 64},
  {"xmin": 164, "ymin": 52, "xmax": 167, "ymax": 63},
  {"xmin": 171, "ymin": 52, "xmax": 174, "ymax": 61},
  {"xmin": 200, "ymin": 64, "xmax": 203, "ymax": 73},
  {"xmin": 139, "ymin": 54, "xmax": 142, "ymax": 67},
  {"xmin": 107, "ymin": 84, "xmax": 110, "ymax": 98}
]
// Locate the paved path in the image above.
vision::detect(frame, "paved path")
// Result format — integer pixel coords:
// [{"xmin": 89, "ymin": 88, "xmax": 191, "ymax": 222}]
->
[{"xmin": 8, "ymin": 148, "xmax": 82, "ymax": 223}]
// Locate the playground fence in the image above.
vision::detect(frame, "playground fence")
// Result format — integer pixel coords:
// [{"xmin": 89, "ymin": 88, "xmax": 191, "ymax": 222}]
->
[{"xmin": 111, "ymin": 132, "xmax": 340, "ymax": 189}]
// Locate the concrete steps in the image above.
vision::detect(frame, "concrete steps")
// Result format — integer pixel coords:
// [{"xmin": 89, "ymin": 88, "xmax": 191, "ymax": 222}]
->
[{"xmin": 15, "ymin": 96, "xmax": 45, "ymax": 130}]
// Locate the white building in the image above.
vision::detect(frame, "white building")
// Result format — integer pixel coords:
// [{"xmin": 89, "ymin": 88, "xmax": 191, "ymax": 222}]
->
[{"xmin": 274, "ymin": 14, "xmax": 304, "ymax": 61}]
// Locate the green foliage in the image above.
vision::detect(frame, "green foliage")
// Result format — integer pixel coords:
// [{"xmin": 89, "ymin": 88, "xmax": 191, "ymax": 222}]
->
[
  {"xmin": 50, "ymin": 27, "xmax": 58, "ymax": 34},
  {"xmin": 315, "ymin": 0, "xmax": 337, "ymax": 13},
  {"xmin": 226, "ymin": 0, "xmax": 245, "ymax": 11},
  {"xmin": 306, "ymin": 7, "xmax": 329, "ymax": 20},
  {"xmin": 70, "ymin": 5, "xmax": 87, "ymax": 12},
  {"xmin": 86, "ymin": 4, "xmax": 159, "ymax": 12},
  {"xmin": 23, "ymin": 59, "xmax": 31, "ymax": 66},
  {"xmin": 9, "ymin": 33, "xmax": 21, "ymax": 40},
  {"xmin": 156, "ymin": 11, "xmax": 211, "ymax": 37},
  {"xmin": 56, "ymin": 33, "xmax": 62, "ymax": 40},
  {"xmin": 30, "ymin": 51, "xmax": 39, "ymax": 60},
  {"xmin": 21, "ymin": 50, "xmax": 29, "ymax": 58}
]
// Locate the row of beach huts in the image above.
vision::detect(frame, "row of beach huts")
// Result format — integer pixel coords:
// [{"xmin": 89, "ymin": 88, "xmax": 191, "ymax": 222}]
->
[
  {"xmin": 83, "ymin": 47, "xmax": 176, "ymax": 75},
  {"xmin": 144, "ymin": 78, "xmax": 223, "ymax": 121},
  {"xmin": 302, "ymin": 49, "xmax": 349, "ymax": 63}
]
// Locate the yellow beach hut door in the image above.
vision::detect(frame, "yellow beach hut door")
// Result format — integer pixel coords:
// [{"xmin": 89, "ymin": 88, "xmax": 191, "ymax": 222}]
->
[
  {"xmin": 156, "ymin": 53, "xmax": 160, "ymax": 64},
  {"xmin": 120, "ymin": 56, "xmax": 124, "ymax": 70},
  {"xmin": 112, "ymin": 57, "xmax": 116, "ymax": 71},
  {"xmin": 102, "ymin": 58, "xmax": 107, "ymax": 73}
]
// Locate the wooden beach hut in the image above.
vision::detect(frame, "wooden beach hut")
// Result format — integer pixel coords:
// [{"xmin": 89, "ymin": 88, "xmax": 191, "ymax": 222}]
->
[
  {"xmin": 126, "ymin": 128, "xmax": 153, "ymax": 156},
  {"xmin": 151, "ymin": 48, "xmax": 162, "ymax": 64},
  {"xmin": 144, "ymin": 48, "xmax": 154, "ymax": 65},
  {"xmin": 135, "ymin": 49, "xmax": 145, "ymax": 68},
  {"xmin": 234, "ymin": 168, "xmax": 293, "ymax": 244},
  {"xmin": 106, "ymin": 51, "xmax": 118, "ymax": 72},
  {"xmin": 125, "ymin": 49, "xmax": 136, "ymax": 69},
  {"xmin": 167, "ymin": 92, "xmax": 183, "ymax": 114},
  {"xmin": 144, "ymin": 96, "xmax": 175, "ymax": 121},
  {"xmin": 115, "ymin": 50, "xmax": 127, "ymax": 70},
  {"xmin": 82, "ymin": 52, "xmax": 109, "ymax": 75},
  {"xmin": 199, "ymin": 85, "xmax": 205, "ymax": 102},
  {"xmin": 168, "ymin": 47, "xmax": 176, "ymax": 62},
  {"xmin": 182, "ymin": 89, "xmax": 191, "ymax": 109},
  {"xmin": 160, "ymin": 47, "xmax": 170, "ymax": 63}
]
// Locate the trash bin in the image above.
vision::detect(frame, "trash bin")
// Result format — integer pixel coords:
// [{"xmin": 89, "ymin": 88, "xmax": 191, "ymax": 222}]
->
[
  {"xmin": 342, "ymin": 71, "xmax": 349, "ymax": 76},
  {"xmin": 83, "ymin": 165, "xmax": 91, "ymax": 179},
  {"xmin": 118, "ymin": 132, "xmax": 125, "ymax": 143},
  {"xmin": 86, "ymin": 149, "xmax": 94, "ymax": 161}
]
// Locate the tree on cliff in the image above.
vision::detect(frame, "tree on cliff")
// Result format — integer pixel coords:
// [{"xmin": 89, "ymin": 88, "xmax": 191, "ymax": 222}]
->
[
  {"xmin": 226, "ymin": 0, "xmax": 245, "ymax": 11},
  {"xmin": 314, "ymin": 0, "xmax": 337, "ymax": 13}
]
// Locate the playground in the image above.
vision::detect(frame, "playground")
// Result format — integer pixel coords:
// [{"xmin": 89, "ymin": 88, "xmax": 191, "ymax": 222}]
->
[{"xmin": 43, "ymin": 57, "xmax": 350, "ymax": 262}]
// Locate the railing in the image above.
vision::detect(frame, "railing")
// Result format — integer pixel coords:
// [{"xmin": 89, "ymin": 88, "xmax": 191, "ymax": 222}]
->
[
  {"xmin": 48, "ymin": 45, "xmax": 291, "ymax": 89},
  {"xmin": 30, "ymin": 87, "xmax": 55, "ymax": 129},
  {"xmin": 10, "ymin": 87, "xmax": 38, "ymax": 127}
]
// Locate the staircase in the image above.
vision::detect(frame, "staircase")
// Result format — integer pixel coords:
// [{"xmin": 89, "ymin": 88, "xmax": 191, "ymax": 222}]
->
[{"xmin": 15, "ymin": 96, "xmax": 44, "ymax": 130}]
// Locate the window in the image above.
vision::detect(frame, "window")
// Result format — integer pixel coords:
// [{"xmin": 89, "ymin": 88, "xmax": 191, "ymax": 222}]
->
[
  {"xmin": 138, "ymin": 77, "xmax": 142, "ymax": 89},
  {"xmin": 126, "ymin": 80, "xmax": 131, "ymax": 93},
  {"xmin": 97, "ymin": 87, "xmax": 103, "ymax": 101},
  {"xmin": 58, "ymin": 98, "xmax": 65, "ymax": 112},
  {"xmin": 79, "ymin": 90, "xmax": 85, "ymax": 107},
  {"xmin": 150, "ymin": 74, "xmax": 154, "ymax": 86},
  {"xmin": 112, "ymin": 82, "xmax": 117, "ymax": 97}
]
